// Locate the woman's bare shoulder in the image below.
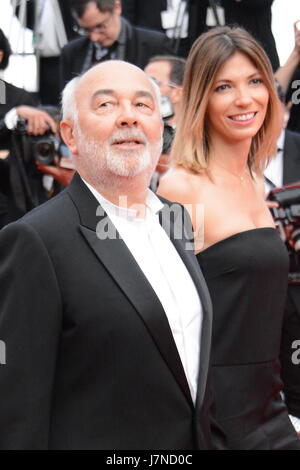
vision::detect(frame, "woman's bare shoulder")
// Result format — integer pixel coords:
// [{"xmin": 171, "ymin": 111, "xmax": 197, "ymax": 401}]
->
[
  {"xmin": 158, "ymin": 166, "xmax": 204, "ymax": 204},
  {"xmin": 252, "ymin": 170, "xmax": 267, "ymax": 199}
]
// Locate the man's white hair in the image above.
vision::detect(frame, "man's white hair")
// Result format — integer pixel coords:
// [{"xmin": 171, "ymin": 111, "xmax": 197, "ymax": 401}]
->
[
  {"xmin": 149, "ymin": 77, "xmax": 162, "ymax": 115},
  {"xmin": 61, "ymin": 76, "xmax": 81, "ymax": 122}
]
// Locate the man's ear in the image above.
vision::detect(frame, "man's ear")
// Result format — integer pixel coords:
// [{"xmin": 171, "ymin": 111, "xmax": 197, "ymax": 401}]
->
[
  {"xmin": 115, "ymin": 0, "xmax": 122, "ymax": 15},
  {"xmin": 171, "ymin": 86, "xmax": 183, "ymax": 105},
  {"xmin": 60, "ymin": 120, "xmax": 78, "ymax": 156}
]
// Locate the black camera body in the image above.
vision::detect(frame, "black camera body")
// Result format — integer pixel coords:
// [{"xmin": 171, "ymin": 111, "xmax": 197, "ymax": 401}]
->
[
  {"xmin": 15, "ymin": 117, "xmax": 60, "ymax": 166},
  {"xmin": 160, "ymin": 95, "xmax": 175, "ymax": 155},
  {"xmin": 269, "ymin": 183, "xmax": 300, "ymax": 284},
  {"xmin": 162, "ymin": 124, "xmax": 175, "ymax": 155}
]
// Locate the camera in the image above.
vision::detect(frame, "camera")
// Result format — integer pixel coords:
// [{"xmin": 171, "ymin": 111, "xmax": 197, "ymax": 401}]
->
[
  {"xmin": 162, "ymin": 124, "xmax": 175, "ymax": 155},
  {"xmin": 15, "ymin": 117, "xmax": 60, "ymax": 166},
  {"xmin": 160, "ymin": 95, "xmax": 175, "ymax": 155},
  {"xmin": 268, "ymin": 183, "xmax": 300, "ymax": 284}
]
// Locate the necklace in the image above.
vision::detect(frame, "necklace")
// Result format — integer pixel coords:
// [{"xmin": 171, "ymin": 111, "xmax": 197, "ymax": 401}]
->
[{"xmin": 212, "ymin": 163, "xmax": 250, "ymax": 182}]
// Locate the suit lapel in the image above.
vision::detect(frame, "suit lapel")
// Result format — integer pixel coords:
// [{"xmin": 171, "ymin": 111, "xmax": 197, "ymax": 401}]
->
[
  {"xmin": 283, "ymin": 130, "xmax": 300, "ymax": 185},
  {"xmin": 67, "ymin": 175, "xmax": 194, "ymax": 408},
  {"xmin": 123, "ymin": 21, "xmax": 136, "ymax": 65},
  {"xmin": 159, "ymin": 202, "xmax": 213, "ymax": 410}
]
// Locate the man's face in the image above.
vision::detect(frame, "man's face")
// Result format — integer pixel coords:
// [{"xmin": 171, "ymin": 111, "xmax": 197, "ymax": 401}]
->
[
  {"xmin": 61, "ymin": 62, "xmax": 163, "ymax": 186},
  {"xmin": 76, "ymin": 1, "xmax": 121, "ymax": 47},
  {"xmin": 144, "ymin": 60, "xmax": 174, "ymax": 100}
]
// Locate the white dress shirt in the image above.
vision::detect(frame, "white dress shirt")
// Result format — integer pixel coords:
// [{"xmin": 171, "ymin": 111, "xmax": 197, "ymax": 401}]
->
[
  {"xmin": 82, "ymin": 178, "xmax": 203, "ymax": 404},
  {"xmin": 264, "ymin": 130, "xmax": 285, "ymax": 194}
]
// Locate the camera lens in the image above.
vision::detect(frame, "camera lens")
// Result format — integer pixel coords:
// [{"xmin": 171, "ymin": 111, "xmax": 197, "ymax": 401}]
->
[
  {"xmin": 162, "ymin": 124, "xmax": 175, "ymax": 154},
  {"xmin": 291, "ymin": 227, "xmax": 300, "ymax": 251},
  {"xmin": 34, "ymin": 140, "xmax": 55, "ymax": 165}
]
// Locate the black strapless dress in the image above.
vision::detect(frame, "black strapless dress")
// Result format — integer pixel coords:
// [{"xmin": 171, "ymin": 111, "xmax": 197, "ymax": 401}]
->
[{"xmin": 197, "ymin": 228, "xmax": 300, "ymax": 450}]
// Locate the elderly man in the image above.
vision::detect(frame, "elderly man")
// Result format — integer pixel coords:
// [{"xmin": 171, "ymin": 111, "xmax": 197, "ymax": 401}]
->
[
  {"xmin": 0, "ymin": 61, "xmax": 221, "ymax": 450},
  {"xmin": 60, "ymin": 0, "xmax": 174, "ymax": 88}
]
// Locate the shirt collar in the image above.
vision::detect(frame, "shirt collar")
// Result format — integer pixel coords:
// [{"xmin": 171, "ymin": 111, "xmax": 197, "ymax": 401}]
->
[
  {"xmin": 117, "ymin": 17, "xmax": 127, "ymax": 45},
  {"xmin": 81, "ymin": 176, "xmax": 164, "ymax": 221},
  {"xmin": 277, "ymin": 129, "xmax": 285, "ymax": 152},
  {"xmin": 92, "ymin": 17, "xmax": 126, "ymax": 56}
]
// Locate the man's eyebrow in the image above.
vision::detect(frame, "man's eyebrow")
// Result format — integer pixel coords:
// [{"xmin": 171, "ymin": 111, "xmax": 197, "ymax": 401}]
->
[
  {"xmin": 91, "ymin": 89, "xmax": 115, "ymax": 103},
  {"xmin": 134, "ymin": 90, "xmax": 155, "ymax": 101},
  {"xmin": 90, "ymin": 89, "xmax": 155, "ymax": 103}
]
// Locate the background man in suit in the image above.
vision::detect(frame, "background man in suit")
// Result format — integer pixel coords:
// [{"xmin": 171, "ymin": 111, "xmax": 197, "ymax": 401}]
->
[
  {"xmin": 0, "ymin": 29, "xmax": 57, "ymax": 151},
  {"xmin": 145, "ymin": 55, "xmax": 185, "ymax": 185},
  {"xmin": 264, "ymin": 84, "xmax": 300, "ymax": 437},
  {"xmin": 0, "ymin": 28, "xmax": 58, "ymax": 228},
  {"xmin": 60, "ymin": 0, "xmax": 174, "ymax": 88},
  {"xmin": 0, "ymin": 60, "xmax": 221, "ymax": 449},
  {"xmin": 144, "ymin": 55, "xmax": 185, "ymax": 129}
]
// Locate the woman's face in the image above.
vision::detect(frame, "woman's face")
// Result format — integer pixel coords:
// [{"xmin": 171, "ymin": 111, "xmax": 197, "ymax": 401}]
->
[{"xmin": 206, "ymin": 52, "xmax": 269, "ymax": 145}]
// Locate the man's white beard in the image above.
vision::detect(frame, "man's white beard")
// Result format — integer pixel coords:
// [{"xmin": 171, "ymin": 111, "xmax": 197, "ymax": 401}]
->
[
  {"xmin": 105, "ymin": 143, "xmax": 152, "ymax": 177},
  {"xmin": 75, "ymin": 125, "xmax": 162, "ymax": 183}
]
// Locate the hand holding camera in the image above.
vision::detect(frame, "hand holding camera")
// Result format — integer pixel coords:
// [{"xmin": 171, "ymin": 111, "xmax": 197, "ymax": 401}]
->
[
  {"xmin": 15, "ymin": 106, "xmax": 58, "ymax": 136},
  {"xmin": 14, "ymin": 106, "xmax": 72, "ymax": 168}
]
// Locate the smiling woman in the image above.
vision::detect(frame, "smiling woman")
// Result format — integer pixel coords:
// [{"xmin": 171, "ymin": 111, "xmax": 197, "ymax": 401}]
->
[
  {"xmin": 157, "ymin": 26, "xmax": 300, "ymax": 450},
  {"xmin": 206, "ymin": 52, "xmax": 270, "ymax": 147}
]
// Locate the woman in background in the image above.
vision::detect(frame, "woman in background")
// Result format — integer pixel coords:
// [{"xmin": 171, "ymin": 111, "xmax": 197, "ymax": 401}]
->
[{"xmin": 158, "ymin": 26, "xmax": 300, "ymax": 449}]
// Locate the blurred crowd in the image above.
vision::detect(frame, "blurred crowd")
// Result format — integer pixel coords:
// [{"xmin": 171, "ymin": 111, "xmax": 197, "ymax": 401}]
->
[
  {"xmin": 0, "ymin": 0, "xmax": 300, "ymax": 449},
  {"xmin": 1, "ymin": 1, "xmax": 300, "ymax": 224}
]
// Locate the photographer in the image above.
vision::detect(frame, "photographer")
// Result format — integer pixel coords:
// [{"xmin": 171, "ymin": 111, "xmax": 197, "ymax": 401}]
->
[
  {"xmin": 0, "ymin": 30, "xmax": 57, "ymax": 148},
  {"xmin": 145, "ymin": 55, "xmax": 185, "ymax": 189},
  {"xmin": 0, "ymin": 29, "xmax": 59, "ymax": 228},
  {"xmin": 265, "ymin": 84, "xmax": 300, "ymax": 437}
]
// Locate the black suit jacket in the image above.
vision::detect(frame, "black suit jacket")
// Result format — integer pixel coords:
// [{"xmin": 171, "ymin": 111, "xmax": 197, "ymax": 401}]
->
[
  {"xmin": 0, "ymin": 173, "xmax": 221, "ymax": 450},
  {"xmin": 282, "ymin": 129, "xmax": 300, "ymax": 186},
  {"xmin": 279, "ymin": 129, "xmax": 300, "ymax": 420},
  {"xmin": 122, "ymin": 0, "xmax": 167, "ymax": 31},
  {"xmin": 60, "ymin": 21, "xmax": 174, "ymax": 88}
]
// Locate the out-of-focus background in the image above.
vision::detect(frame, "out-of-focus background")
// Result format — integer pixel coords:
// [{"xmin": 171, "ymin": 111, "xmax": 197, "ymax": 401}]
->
[{"xmin": 0, "ymin": 0, "xmax": 299, "ymax": 92}]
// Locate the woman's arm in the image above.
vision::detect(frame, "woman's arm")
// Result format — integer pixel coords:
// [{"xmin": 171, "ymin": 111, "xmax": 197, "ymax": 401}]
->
[{"xmin": 275, "ymin": 22, "xmax": 300, "ymax": 94}]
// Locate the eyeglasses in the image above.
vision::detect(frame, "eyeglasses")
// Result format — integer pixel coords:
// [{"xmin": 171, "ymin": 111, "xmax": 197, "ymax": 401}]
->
[
  {"xmin": 151, "ymin": 77, "xmax": 179, "ymax": 89},
  {"xmin": 73, "ymin": 13, "xmax": 114, "ymax": 36}
]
